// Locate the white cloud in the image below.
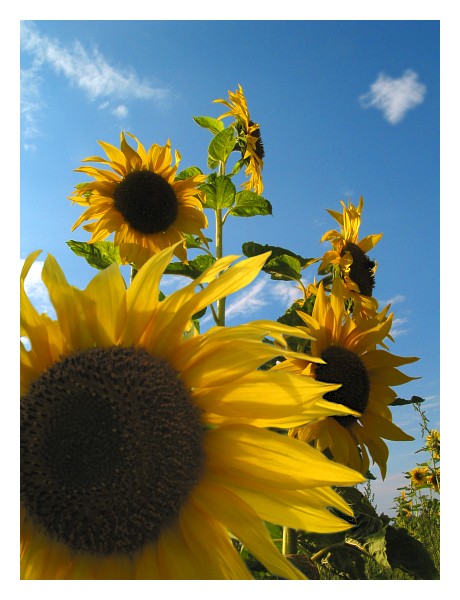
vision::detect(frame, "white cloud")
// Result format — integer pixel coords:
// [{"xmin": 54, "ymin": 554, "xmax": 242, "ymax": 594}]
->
[
  {"xmin": 112, "ymin": 104, "xmax": 129, "ymax": 118},
  {"xmin": 270, "ymin": 280, "xmax": 304, "ymax": 306},
  {"xmin": 20, "ymin": 258, "xmax": 56, "ymax": 318},
  {"xmin": 390, "ymin": 317, "xmax": 410, "ymax": 338},
  {"xmin": 20, "ymin": 21, "xmax": 169, "ymax": 137},
  {"xmin": 225, "ymin": 279, "xmax": 269, "ymax": 321},
  {"xmin": 378, "ymin": 293, "xmax": 406, "ymax": 307},
  {"xmin": 359, "ymin": 69, "xmax": 426, "ymax": 124},
  {"xmin": 20, "ymin": 67, "xmax": 44, "ymax": 143}
]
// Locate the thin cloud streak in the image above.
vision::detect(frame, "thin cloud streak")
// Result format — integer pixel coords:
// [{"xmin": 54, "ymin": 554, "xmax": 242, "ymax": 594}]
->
[
  {"xmin": 225, "ymin": 279, "xmax": 269, "ymax": 321},
  {"xmin": 360, "ymin": 69, "xmax": 426, "ymax": 124}
]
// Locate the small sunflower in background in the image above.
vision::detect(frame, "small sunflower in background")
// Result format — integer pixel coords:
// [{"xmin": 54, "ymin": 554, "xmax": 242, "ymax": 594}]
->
[
  {"xmin": 21, "ymin": 246, "xmax": 364, "ymax": 580},
  {"xmin": 273, "ymin": 279, "xmax": 417, "ymax": 479},
  {"xmin": 427, "ymin": 468, "xmax": 440, "ymax": 493},
  {"xmin": 214, "ymin": 84, "xmax": 265, "ymax": 194},
  {"xmin": 426, "ymin": 429, "xmax": 440, "ymax": 460},
  {"xmin": 409, "ymin": 466, "xmax": 429, "ymax": 488},
  {"xmin": 318, "ymin": 197, "xmax": 382, "ymax": 316},
  {"xmin": 70, "ymin": 132, "xmax": 208, "ymax": 267}
]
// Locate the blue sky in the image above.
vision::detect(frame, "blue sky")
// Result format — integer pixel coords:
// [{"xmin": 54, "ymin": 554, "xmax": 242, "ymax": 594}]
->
[{"xmin": 19, "ymin": 19, "xmax": 440, "ymax": 516}]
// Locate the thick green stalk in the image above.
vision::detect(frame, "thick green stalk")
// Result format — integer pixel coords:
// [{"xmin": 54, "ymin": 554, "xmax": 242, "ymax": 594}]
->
[
  {"xmin": 215, "ymin": 207, "xmax": 226, "ymax": 326},
  {"xmin": 215, "ymin": 160, "xmax": 226, "ymax": 326},
  {"xmin": 282, "ymin": 527, "xmax": 297, "ymax": 555}
]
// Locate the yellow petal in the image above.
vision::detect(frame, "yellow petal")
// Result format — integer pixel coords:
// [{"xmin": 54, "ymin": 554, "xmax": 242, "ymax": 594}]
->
[
  {"xmin": 80, "ymin": 263, "xmax": 127, "ymax": 346},
  {"xmin": 195, "ymin": 371, "xmax": 355, "ymax": 428},
  {"xmin": 123, "ymin": 245, "xmax": 176, "ymax": 345},
  {"xmin": 204, "ymin": 424, "xmax": 366, "ymax": 489},
  {"xmin": 193, "ymin": 479, "xmax": 305, "ymax": 580},
  {"xmin": 41, "ymin": 255, "xmax": 90, "ymax": 350},
  {"xmin": 360, "ymin": 411, "xmax": 414, "ymax": 441},
  {"xmin": 218, "ymin": 479, "xmax": 361, "ymax": 534}
]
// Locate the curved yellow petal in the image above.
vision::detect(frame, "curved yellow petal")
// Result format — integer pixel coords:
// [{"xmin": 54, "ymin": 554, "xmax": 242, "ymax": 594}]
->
[
  {"xmin": 193, "ymin": 479, "xmax": 306, "ymax": 580},
  {"xmin": 205, "ymin": 424, "xmax": 366, "ymax": 489}
]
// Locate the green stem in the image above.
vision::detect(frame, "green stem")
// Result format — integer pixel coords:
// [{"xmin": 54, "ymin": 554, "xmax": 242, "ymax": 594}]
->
[
  {"xmin": 215, "ymin": 207, "xmax": 226, "ymax": 326},
  {"xmin": 215, "ymin": 159, "xmax": 226, "ymax": 327},
  {"xmin": 130, "ymin": 266, "xmax": 138, "ymax": 283},
  {"xmin": 282, "ymin": 527, "xmax": 297, "ymax": 555}
]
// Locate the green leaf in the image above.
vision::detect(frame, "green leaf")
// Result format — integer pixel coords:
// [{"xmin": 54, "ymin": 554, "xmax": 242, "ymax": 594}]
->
[
  {"xmin": 230, "ymin": 157, "xmax": 247, "ymax": 176},
  {"xmin": 193, "ymin": 115, "xmax": 225, "ymax": 135},
  {"xmin": 164, "ymin": 254, "xmax": 216, "ymax": 279},
  {"xmin": 229, "ymin": 191, "xmax": 273, "ymax": 218},
  {"xmin": 208, "ymin": 126, "xmax": 236, "ymax": 168},
  {"xmin": 200, "ymin": 175, "xmax": 236, "ymax": 210},
  {"xmin": 67, "ymin": 240, "xmax": 121, "ymax": 270},
  {"xmin": 385, "ymin": 525, "xmax": 439, "ymax": 579},
  {"xmin": 175, "ymin": 166, "xmax": 203, "ymax": 181},
  {"xmin": 242, "ymin": 242, "xmax": 315, "ymax": 270},
  {"xmin": 277, "ymin": 297, "xmax": 315, "ymax": 330},
  {"xmin": 390, "ymin": 395, "xmax": 425, "ymax": 407}
]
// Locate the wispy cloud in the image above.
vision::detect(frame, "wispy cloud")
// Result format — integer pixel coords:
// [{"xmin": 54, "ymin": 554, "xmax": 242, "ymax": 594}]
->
[
  {"xmin": 379, "ymin": 294, "xmax": 407, "ymax": 306},
  {"xmin": 390, "ymin": 317, "xmax": 410, "ymax": 338},
  {"xmin": 20, "ymin": 258, "xmax": 55, "ymax": 318},
  {"xmin": 225, "ymin": 279, "xmax": 269, "ymax": 321},
  {"xmin": 20, "ymin": 21, "xmax": 169, "ymax": 142},
  {"xmin": 359, "ymin": 69, "xmax": 426, "ymax": 124},
  {"xmin": 270, "ymin": 280, "xmax": 304, "ymax": 307}
]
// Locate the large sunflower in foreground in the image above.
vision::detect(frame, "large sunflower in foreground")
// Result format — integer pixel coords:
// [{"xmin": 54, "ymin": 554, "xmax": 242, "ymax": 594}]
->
[
  {"xmin": 214, "ymin": 84, "xmax": 265, "ymax": 195},
  {"xmin": 274, "ymin": 280, "xmax": 417, "ymax": 479},
  {"xmin": 318, "ymin": 197, "xmax": 382, "ymax": 316},
  {"xmin": 21, "ymin": 246, "xmax": 365, "ymax": 580},
  {"xmin": 70, "ymin": 132, "xmax": 207, "ymax": 267}
]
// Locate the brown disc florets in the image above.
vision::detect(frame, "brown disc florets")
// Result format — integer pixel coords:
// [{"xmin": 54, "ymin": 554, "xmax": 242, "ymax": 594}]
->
[{"xmin": 21, "ymin": 346, "xmax": 204, "ymax": 556}]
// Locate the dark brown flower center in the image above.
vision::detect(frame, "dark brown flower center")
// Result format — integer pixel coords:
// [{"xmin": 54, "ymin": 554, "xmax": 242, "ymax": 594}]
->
[
  {"xmin": 315, "ymin": 345, "xmax": 370, "ymax": 428},
  {"xmin": 21, "ymin": 346, "xmax": 204, "ymax": 556},
  {"xmin": 113, "ymin": 170, "xmax": 179, "ymax": 234},
  {"xmin": 341, "ymin": 242, "xmax": 375, "ymax": 297},
  {"xmin": 248, "ymin": 120, "xmax": 265, "ymax": 160}
]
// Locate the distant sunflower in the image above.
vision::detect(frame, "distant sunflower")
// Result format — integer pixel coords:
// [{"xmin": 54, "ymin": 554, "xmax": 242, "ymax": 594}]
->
[
  {"xmin": 274, "ymin": 279, "xmax": 417, "ymax": 479},
  {"xmin": 409, "ymin": 466, "xmax": 429, "ymax": 488},
  {"xmin": 70, "ymin": 132, "xmax": 207, "ymax": 267},
  {"xmin": 427, "ymin": 469, "xmax": 440, "ymax": 493},
  {"xmin": 21, "ymin": 247, "xmax": 364, "ymax": 580},
  {"xmin": 318, "ymin": 197, "xmax": 382, "ymax": 316},
  {"xmin": 214, "ymin": 84, "xmax": 265, "ymax": 194},
  {"xmin": 426, "ymin": 429, "xmax": 440, "ymax": 461}
]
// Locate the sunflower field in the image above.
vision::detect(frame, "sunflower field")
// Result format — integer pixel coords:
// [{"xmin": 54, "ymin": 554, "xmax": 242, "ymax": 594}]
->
[{"xmin": 20, "ymin": 85, "xmax": 440, "ymax": 580}]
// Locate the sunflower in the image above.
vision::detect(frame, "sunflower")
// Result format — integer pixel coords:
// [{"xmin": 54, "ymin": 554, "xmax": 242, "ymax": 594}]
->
[
  {"xmin": 318, "ymin": 197, "xmax": 382, "ymax": 316},
  {"xmin": 274, "ymin": 279, "xmax": 417, "ymax": 479},
  {"xmin": 409, "ymin": 466, "xmax": 429, "ymax": 488},
  {"xmin": 427, "ymin": 469, "xmax": 440, "ymax": 493},
  {"xmin": 70, "ymin": 132, "xmax": 208, "ymax": 267},
  {"xmin": 426, "ymin": 429, "xmax": 440, "ymax": 461},
  {"xmin": 213, "ymin": 84, "xmax": 265, "ymax": 194},
  {"xmin": 21, "ymin": 246, "xmax": 365, "ymax": 580}
]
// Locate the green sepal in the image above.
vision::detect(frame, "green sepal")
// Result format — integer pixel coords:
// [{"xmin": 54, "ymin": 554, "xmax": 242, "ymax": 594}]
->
[
  {"xmin": 390, "ymin": 395, "xmax": 425, "ymax": 407},
  {"xmin": 164, "ymin": 254, "xmax": 216, "ymax": 279},
  {"xmin": 175, "ymin": 166, "xmax": 203, "ymax": 181},
  {"xmin": 193, "ymin": 116, "xmax": 225, "ymax": 135},
  {"xmin": 66, "ymin": 240, "xmax": 121, "ymax": 270},
  {"xmin": 200, "ymin": 175, "xmax": 236, "ymax": 210},
  {"xmin": 229, "ymin": 191, "xmax": 273, "ymax": 218},
  {"xmin": 208, "ymin": 126, "xmax": 236, "ymax": 168},
  {"xmin": 183, "ymin": 233, "xmax": 213, "ymax": 249}
]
